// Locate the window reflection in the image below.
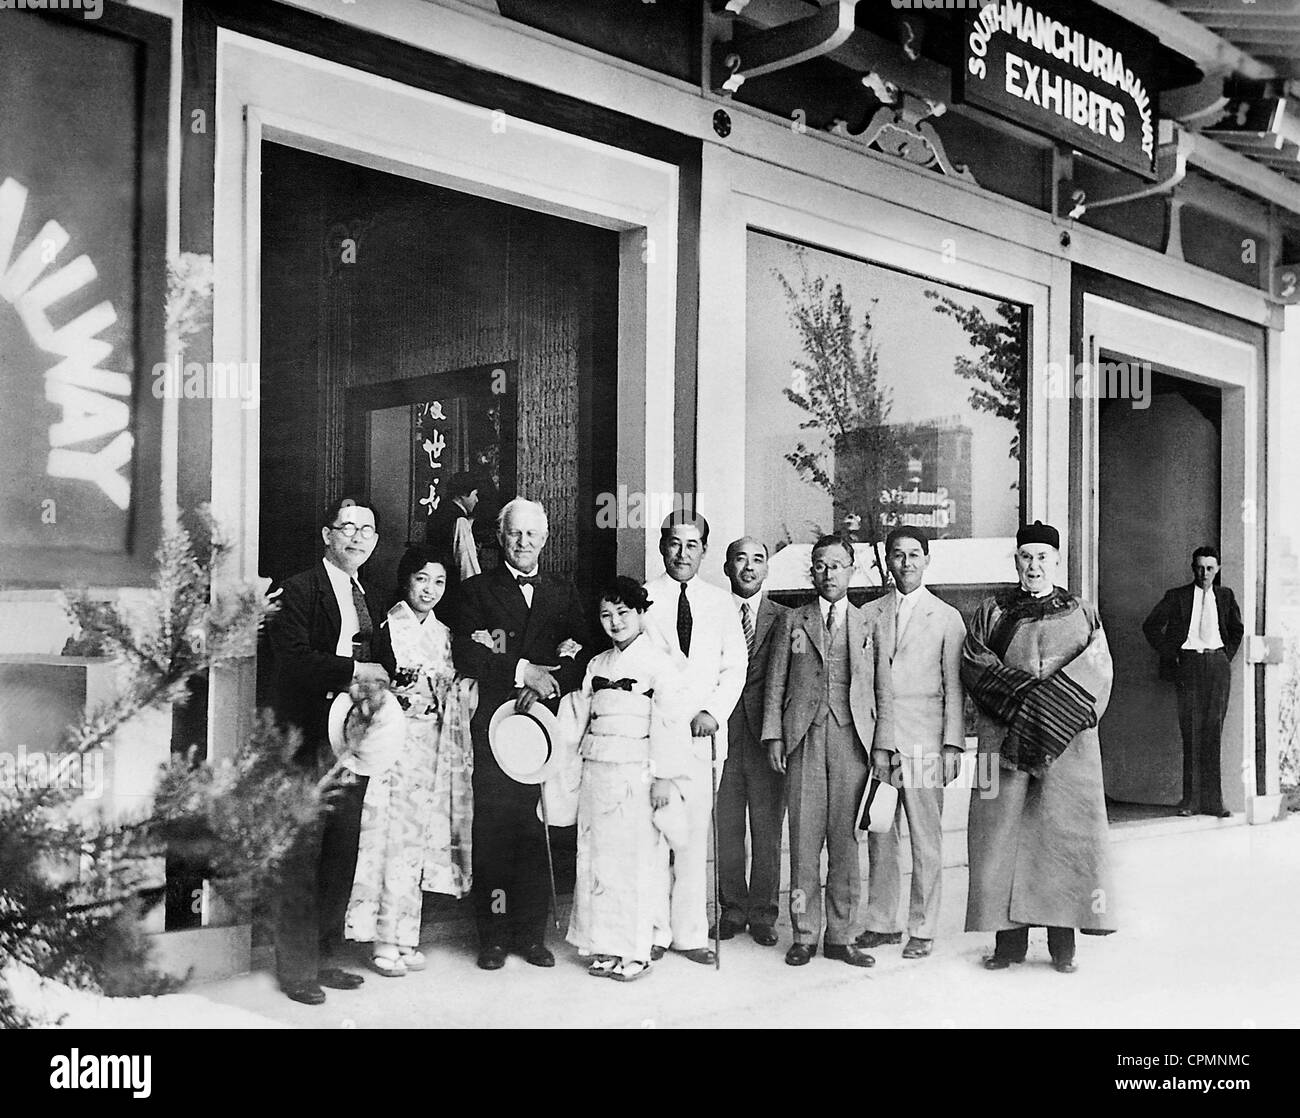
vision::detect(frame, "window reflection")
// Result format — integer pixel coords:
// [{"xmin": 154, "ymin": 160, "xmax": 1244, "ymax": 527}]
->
[{"xmin": 746, "ymin": 234, "xmax": 1027, "ymax": 588}]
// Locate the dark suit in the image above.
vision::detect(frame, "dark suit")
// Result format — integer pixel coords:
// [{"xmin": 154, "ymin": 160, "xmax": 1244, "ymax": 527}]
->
[
  {"xmin": 717, "ymin": 594, "xmax": 789, "ymax": 929},
  {"xmin": 449, "ymin": 565, "xmax": 588, "ymax": 949},
  {"xmin": 266, "ymin": 560, "xmax": 388, "ymax": 986},
  {"xmin": 1142, "ymin": 582, "xmax": 1244, "ymax": 813},
  {"xmin": 425, "ymin": 499, "xmax": 476, "ymax": 608}
]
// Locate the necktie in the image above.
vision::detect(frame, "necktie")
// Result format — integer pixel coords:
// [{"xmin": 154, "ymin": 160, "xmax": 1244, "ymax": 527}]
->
[
  {"xmin": 825, "ymin": 601, "xmax": 837, "ymax": 637},
  {"xmin": 351, "ymin": 578, "xmax": 373, "ymax": 662},
  {"xmin": 677, "ymin": 581, "xmax": 693, "ymax": 656},
  {"xmin": 592, "ymin": 676, "xmax": 636, "ymax": 692},
  {"xmin": 1198, "ymin": 588, "xmax": 1216, "ymax": 644},
  {"xmin": 740, "ymin": 601, "xmax": 755, "ymax": 657},
  {"xmin": 516, "ymin": 575, "xmax": 538, "ymax": 587},
  {"xmin": 894, "ymin": 599, "xmax": 906, "ymax": 655}
]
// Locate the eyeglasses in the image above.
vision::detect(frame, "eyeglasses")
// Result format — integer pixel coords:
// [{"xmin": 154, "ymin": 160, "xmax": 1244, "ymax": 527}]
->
[
  {"xmin": 330, "ymin": 523, "xmax": 377, "ymax": 540},
  {"xmin": 811, "ymin": 561, "xmax": 850, "ymax": 574}
]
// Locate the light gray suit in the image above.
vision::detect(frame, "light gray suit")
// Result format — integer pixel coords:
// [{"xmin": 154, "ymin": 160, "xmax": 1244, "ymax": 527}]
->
[
  {"xmin": 862, "ymin": 586, "xmax": 967, "ymax": 941},
  {"xmin": 762, "ymin": 598, "xmax": 889, "ymax": 946}
]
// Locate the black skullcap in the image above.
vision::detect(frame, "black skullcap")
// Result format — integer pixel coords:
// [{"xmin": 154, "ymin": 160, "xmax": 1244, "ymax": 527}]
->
[{"xmin": 1016, "ymin": 520, "xmax": 1060, "ymax": 550}]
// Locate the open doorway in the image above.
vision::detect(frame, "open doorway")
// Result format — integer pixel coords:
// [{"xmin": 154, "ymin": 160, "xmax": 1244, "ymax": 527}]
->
[
  {"xmin": 256, "ymin": 142, "xmax": 619, "ymax": 598},
  {"xmin": 342, "ymin": 361, "xmax": 519, "ymax": 595},
  {"xmin": 1098, "ymin": 365, "xmax": 1222, "ymax": 817}
]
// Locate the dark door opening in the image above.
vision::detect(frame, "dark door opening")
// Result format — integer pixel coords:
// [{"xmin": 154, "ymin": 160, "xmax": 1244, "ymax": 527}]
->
[
  {"xmin": 342, "ymin": 361, "xmax": 519, "ymax": 596},
  {"xmin": 1098, "ymin": 365, "xmax": 1221, "ymax": 818},
  {"xmin": 256, "ymin": 142, "xmax": 619, "ymax": 598}
]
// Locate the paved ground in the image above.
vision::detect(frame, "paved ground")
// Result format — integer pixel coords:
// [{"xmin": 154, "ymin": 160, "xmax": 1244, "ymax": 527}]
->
[{"xmin": 189, "ymin": 814, "xmax": 1300, "ymax": 1029}]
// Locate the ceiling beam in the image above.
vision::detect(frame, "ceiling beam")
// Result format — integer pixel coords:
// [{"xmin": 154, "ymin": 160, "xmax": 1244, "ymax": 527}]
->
[
  {"xmin": 1092, "ymin": 0, "xmax": 1276, "ymax": 79},
  {"xmin": 1187, "ymin": 130, "xmax": 1300, "ymax": 215},
  {"xmin": 1192, "ymin": 18, "xmax": 1300, "ymax": 33},
  {"xmin": 1166, "ymin": 0, "xmax": 1299, "ymax": 15}
]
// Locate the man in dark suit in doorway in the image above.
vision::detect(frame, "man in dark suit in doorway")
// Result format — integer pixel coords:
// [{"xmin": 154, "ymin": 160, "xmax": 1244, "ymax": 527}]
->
[
  {"xmin": 712, "ymin": 536, "xmax": 789, "ymax": 948},
  {"xmin": 1142, "ymin": 545, "xmax": 1245, "ymax": 818},
  {"xmin": 425, "ymin": 471, "xmax": 483, "ymax": 597},
  {"xmin": 448, "ymin": 497, "xmax": 589, "ymax": 970},
  {"xmin": 266, "ymin": 497, "xmax": 391, "ymax": 1005}
]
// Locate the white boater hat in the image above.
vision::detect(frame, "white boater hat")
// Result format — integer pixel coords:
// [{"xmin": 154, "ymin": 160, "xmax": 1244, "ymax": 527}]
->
[
  {"xmin": 488, "ymin": 699, "xmax": 562, "ymax": 785},
  {"xmin": 328, "ymin": 689, "xmax": 406, "ymax": 777},
  {"xmin": 855, "ymin": 772, "xmax": 899, "ymax": 839}
]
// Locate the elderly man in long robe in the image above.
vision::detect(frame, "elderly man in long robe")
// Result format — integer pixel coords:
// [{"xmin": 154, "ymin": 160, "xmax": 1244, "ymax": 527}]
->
[{"xmin": 960, "ymin": 521, "xmax": 1115, "ymax": 973}]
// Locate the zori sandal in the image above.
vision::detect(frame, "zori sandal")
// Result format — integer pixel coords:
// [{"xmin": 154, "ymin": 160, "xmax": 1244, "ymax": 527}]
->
[
  {"xmin": 398, "ymin": 950, "xmax": 426, "ymax": 972},
  {"xmin": 612, "ymin": 959, "xmax": 651, "ymax": 982},
  {"xmin": 587, "ymin": 956, "xmax": 619, "ymax": 978},
  {"xmin": 370, "ymin": 954, "xmax": 407, "ymax": 978}
]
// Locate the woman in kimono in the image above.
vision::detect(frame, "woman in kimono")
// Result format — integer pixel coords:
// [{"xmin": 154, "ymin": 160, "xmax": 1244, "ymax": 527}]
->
[
  {"xmin": 560, "ymin": 576, "xmax": 691, "ymax": 982},
  {"xmin": 960, "ymin": 521, "xmax": 1115, "ymax": 974},
  {"xmin": 345, "ymin": 545, "xmax": 474, "ymax": 976}
]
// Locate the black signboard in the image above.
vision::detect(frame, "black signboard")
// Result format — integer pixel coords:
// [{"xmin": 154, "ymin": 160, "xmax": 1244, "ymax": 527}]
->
[
  {"xmin": 0, "ymin": 6, "xmax": 169, "ymax": 586},
  {"xmin": 953, "ymin": 0, "xmax": 1160, "ymax": 180}
]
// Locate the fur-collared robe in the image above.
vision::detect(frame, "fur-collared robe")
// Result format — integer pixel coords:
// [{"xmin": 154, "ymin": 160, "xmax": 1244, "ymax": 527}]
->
[{"xmin": 961, "ymin": 588, "xmax": 1117, "ymax": 933}]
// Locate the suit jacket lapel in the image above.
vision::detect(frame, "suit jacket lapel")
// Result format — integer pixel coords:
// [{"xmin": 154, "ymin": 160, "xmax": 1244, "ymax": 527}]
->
[
  {"xmin": 315, "ymin": 563, "xmax": 343, "ymax": 646},
  {"xmin": 1178, "ymin": 584, "xmax": 1195, "ymax": 635},
  {"xmin": 802, "ymin": 602, "xmax": 827, "ymax": 662},
  {"xmin": 489, "ymin": 566, "xmax": 530, "ymax": 629},
  {"xmin": 878, "ymin": 597, "xmax": 897, "ymax": 664},
  {"xmin": 894, "ymin": 589, "xmax": 932, "ymax": 659},
  {"xmin": 847, "ymin": 601, "xmax": 865, "ymax": 654},
  {"xmin": 520, "ymin": 576, "xmax": 555, "ymax": 649},
  {"xmin": 754, "ymin": 595, "xmax": 777, "ymax": 650}
]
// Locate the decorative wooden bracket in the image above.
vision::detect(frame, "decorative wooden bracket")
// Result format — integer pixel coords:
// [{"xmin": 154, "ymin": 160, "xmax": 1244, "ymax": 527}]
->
[
  {"xmin": 711, "ymin": 0, "xmax": 861, "ymax": 96},
  {"xmin": 830, "ymin": 84, "xmax": 977, "ymax": 185},
  {"xmin": 1060, "ymin": 123, "xmax": 1190, "ymax": 221}
]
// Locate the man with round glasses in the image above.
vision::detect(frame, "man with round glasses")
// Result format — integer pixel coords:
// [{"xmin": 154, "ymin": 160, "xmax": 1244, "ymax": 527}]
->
[
  {"xmin": 762, "ymin": 534, "xmax": 891, "ymax": 968},
  {"xmin": 265, "ymin": 496, "xmax": 391, "ymax": 1005}
]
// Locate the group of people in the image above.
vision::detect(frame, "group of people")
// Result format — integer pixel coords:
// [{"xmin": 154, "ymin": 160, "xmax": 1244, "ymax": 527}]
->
[{"xmin": 265, "ymin": 490, "xmax": 1243, "ymax": 1004}]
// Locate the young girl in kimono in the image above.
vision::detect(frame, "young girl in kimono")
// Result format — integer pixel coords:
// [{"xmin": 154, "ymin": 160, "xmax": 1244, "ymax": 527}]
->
[
  {"xmin": 562, "ymin": 577, "xmax": 691, "ymax": 982},
  {"xmin": 345, "ymin": 545, "xmax": 474, "ymax": 976}
]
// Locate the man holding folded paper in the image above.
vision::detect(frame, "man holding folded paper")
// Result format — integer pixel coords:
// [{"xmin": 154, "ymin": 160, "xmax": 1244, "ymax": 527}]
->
[{"xmin": 960, "ymin": 521, "xmax": 1115, "ymax": 975}]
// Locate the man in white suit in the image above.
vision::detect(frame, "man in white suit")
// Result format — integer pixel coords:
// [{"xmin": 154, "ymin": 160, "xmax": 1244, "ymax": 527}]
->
[
  {"xmin": 858, "ymin": 527, "xmax": 967, "ymax": 960},
  {"xmin": 644, "ymin": 511, "xmax": 747, "ymax": 965}
]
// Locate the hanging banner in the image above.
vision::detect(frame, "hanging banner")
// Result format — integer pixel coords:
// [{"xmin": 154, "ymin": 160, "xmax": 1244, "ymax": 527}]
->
[
  {"xmin": 953, "ymin": 0, "xmax": 1161, "ymax": 180},
  {"xmin": 0, "ymin": 6, "xmax": 168, "ymax": 585}
]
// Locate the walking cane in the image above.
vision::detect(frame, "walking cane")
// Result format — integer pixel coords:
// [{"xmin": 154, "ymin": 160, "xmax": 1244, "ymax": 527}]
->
[
  {"xmin": 538, "ymin": 787, "xmax": 562, "ymax": 933},
  {"xmin": 710, "ymin": 732, "xmax": 721, "ymax": 971}
]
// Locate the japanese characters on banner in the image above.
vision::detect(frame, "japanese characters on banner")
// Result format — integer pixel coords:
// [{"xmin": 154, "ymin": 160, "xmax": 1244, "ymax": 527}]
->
[{"xmin": 414, "ymin": 399, "xmax": 448, "ymax": 524}]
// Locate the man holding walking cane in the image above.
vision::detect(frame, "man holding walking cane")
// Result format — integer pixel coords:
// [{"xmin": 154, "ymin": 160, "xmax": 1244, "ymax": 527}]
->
[{"xmin": 644, "ymin": 511, "xmax": 747, "ymax": 967}]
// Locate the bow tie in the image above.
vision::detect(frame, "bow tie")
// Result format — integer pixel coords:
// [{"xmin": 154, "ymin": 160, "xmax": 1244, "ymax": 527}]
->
[
  {"xmin": 515, "ymin": 574, "xmax": 538, "ymax": 588},
  {"xmin": 592, "ymin": 676, "xmax": 636, "ymax": 692}
]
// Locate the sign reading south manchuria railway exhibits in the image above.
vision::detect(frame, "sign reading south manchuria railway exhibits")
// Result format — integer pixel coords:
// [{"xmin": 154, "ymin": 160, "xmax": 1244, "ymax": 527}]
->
[{"xmin": 954, "ymin": 0, "xmax": 1160, "ymax": 180}]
